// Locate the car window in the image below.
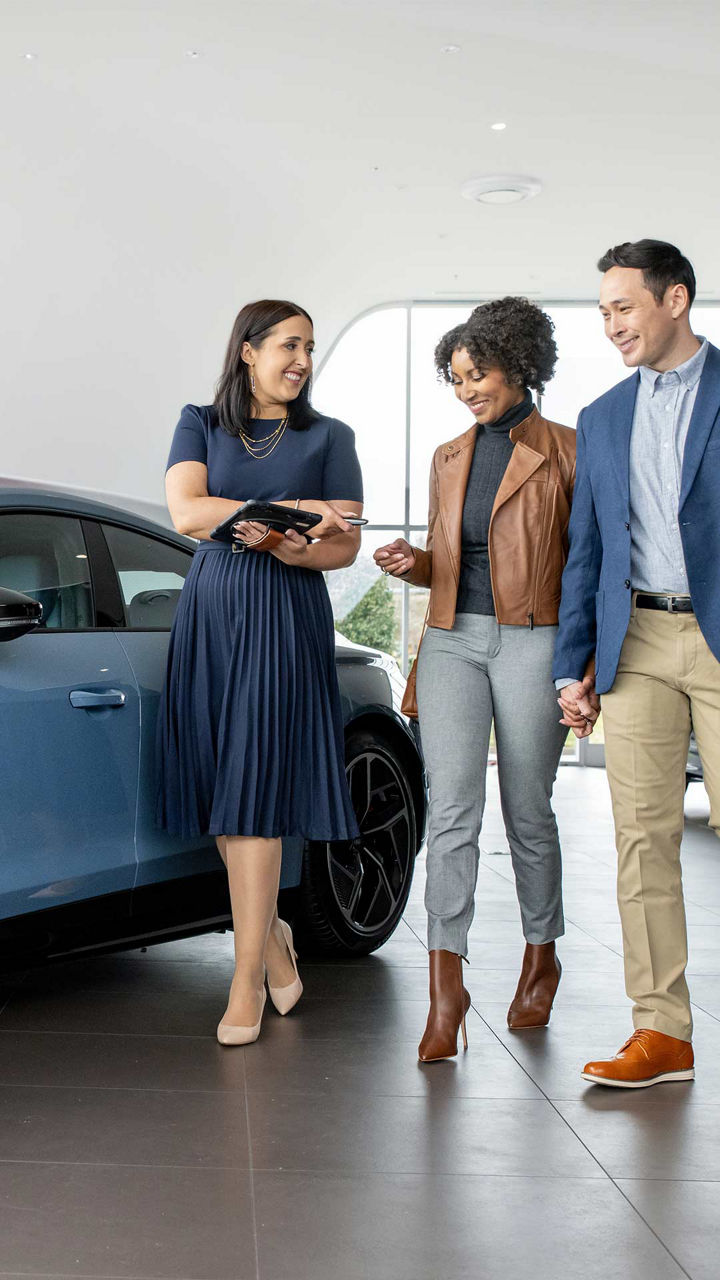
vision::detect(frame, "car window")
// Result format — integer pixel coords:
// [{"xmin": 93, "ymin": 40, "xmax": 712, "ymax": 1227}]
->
[
  {"xmin": 0, "ymin": 512, "xmax": 93, "ymax": 629},
  {"xmin": 102, "ymin": 523, "xmax": 193, "ymax": 628}
]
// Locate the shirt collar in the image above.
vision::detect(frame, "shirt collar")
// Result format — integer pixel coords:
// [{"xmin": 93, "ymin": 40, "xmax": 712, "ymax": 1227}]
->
[{"xmin": 639, "ymin": 337, "xmax": 708, "ymax": 394}]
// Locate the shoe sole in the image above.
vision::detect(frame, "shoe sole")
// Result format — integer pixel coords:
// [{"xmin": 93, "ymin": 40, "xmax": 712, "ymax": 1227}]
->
[{"xmin": 581, "ymin": 1068, "xmax": 695, "ymax": 1088}]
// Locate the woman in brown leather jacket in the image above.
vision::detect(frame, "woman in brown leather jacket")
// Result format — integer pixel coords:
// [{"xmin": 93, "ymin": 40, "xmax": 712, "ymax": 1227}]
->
[{"xmin": 375, "ymin": 298, "xmax": 577, "ymax": 1061}]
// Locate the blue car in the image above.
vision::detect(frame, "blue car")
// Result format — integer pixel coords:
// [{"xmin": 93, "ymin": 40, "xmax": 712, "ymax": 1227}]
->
[{"xmin": 0, "ymin": 481, "xmax": 426, "ymax": 964}]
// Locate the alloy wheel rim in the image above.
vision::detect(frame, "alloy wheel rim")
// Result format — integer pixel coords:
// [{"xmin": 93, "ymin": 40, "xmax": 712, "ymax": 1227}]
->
[{"xmin": 324, "ymin": 746, "xmax": 415, "ymax": 935}]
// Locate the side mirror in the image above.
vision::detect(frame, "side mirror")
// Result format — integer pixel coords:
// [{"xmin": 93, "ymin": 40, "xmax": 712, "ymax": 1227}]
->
[{"xmin": 0, "ymin": 586, "xmax": 43, "ymax": 642}]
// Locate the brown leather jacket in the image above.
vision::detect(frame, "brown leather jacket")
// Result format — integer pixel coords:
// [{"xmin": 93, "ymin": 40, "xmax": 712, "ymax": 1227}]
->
[{"xmin": 404, "ymin": 407, "xmax": 576, "ymax": 628}]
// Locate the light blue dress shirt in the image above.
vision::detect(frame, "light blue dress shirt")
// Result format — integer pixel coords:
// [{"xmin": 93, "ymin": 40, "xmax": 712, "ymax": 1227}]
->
[
  {"xmin": 629, "ymin": 337, "xmax": 708, "ymax": 592},
  {"xmin": 556, "ymin": 336, "xmax": 708, "ymax": 690}
]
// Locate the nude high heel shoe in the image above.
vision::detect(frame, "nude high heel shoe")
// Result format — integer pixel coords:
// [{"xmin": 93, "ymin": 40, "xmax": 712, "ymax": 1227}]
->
[
  {"xmin": 267, "ymin": 919, "xmax": 303, "ymax": 1015},
  {"xmin": 217, "ymin": 987, "xmax": 266, "ymax": 1046}
]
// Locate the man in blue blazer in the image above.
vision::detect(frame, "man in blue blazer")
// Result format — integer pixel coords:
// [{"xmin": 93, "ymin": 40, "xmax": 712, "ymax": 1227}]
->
[{"xmin": 554, "ymin": 239, "xmax": 720, "ymax": 1087}]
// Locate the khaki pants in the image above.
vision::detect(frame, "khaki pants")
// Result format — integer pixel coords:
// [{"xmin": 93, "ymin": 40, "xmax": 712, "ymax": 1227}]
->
[{"xmin": 601, "ymin": 599, "xmax": 720, "ymax": 1042}]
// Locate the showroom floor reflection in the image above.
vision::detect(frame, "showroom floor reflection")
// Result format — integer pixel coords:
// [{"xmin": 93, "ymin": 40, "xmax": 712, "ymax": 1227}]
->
[{"xmin": 1, "ymin": 768, "xmax": 718, "ymax": 1280}]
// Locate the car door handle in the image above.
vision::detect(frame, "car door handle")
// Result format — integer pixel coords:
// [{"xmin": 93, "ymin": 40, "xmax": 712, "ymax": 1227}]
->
[{"xmin": 69, "ymin": 689, "xmax": 127, "ymax": 708}]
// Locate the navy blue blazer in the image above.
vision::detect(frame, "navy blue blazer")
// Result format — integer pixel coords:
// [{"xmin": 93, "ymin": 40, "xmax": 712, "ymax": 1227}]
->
[{"xmin": 553, "ymin": 342, "xmax": 720, "ymax": 695}]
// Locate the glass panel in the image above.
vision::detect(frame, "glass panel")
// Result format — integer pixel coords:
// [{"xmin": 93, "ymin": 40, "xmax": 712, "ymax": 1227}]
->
[
  {"xmin": 328, "ymin": 528, "xmax": 406, "ymax": 660},
  {"xmin": 693, "ymin": 306, "xmax": 720, "ymax": 348},
  {"xmin": 409, "ymin": 306, "xmax": 471, "ymax": 524},
  {"xmin": 541, "ymin": 307, "xmax": 620, "ymax": 428},
  {"xmin": 0, "ymin": 512, "xmax": 92, "ymax": 629},
  {"xmin": 314, "ymin": 308, "xmax": 408, "ymax": 525},
  {"xmin": 102, "ymin": 524, "xmax": 193, "ymax": 628}
]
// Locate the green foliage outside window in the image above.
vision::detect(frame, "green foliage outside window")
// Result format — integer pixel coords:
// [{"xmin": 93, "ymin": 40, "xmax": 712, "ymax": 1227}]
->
[{"xmin": 336, "ymin": 575, "xmax": 397, "ymax": 655}]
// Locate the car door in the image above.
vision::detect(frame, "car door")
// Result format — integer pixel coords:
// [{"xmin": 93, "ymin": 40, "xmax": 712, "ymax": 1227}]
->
[
  {"xmin": 95, "ymin": 519, "xmax": 217, "ymax": 885},
  {"xmin": 0, "ymin": 510, "xmax": 140, "ymax": 922}
]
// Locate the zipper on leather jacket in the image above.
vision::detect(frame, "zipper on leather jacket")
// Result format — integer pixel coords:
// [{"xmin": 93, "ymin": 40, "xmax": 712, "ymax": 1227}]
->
[{"xmin": 528, "ymin": 612, "xmax": 534, "ymax": 630}]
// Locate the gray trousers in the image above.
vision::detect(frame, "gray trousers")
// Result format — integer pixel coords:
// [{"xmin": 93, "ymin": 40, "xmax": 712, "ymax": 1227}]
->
[{"xmin": 416, "ymin": 614, "xmax": 567, "ymax": 955}]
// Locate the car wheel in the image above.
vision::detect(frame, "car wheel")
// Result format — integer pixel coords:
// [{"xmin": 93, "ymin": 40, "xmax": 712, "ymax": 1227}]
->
[{"xmin": 296, "ymin": 728, "xmax": 419, "ymax": 956}]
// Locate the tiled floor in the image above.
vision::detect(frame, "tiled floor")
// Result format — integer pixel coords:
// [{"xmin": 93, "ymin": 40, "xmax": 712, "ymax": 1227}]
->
[{"xmin": 2, "ymin": 768, "xmax": 719, "ymax": 1279}]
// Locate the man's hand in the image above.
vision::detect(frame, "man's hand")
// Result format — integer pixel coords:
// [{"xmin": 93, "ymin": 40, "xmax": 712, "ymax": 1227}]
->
[
  {"xmin": 558, "ymin": 675, "xmax": 601, "ymax": 739},
  {"xmin": 374, "ymin": 539, "xmax": 416, "ymax": 576}
]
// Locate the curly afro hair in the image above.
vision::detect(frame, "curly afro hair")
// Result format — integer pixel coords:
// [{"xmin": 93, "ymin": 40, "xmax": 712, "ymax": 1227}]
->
[{"xmin": 434, "ymin": 296, "xmax": 557, "ymax": 394}]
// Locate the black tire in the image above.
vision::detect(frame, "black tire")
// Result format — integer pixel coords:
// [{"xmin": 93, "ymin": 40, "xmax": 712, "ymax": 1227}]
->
[{"xmin": 296, "ymin": 728, "xmax": 419, "ymax": 957}]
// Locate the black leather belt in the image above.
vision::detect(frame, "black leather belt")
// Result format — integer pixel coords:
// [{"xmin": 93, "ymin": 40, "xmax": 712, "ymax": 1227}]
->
[{"xmin": 636, "ymin": 593, "xmax": 694, "ymax": 613}]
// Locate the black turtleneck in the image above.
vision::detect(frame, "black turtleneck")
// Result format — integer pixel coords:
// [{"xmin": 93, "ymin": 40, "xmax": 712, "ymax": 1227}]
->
[{"xmin": 456, "ymin": 391, "xmax": 534, "ymax": 618}]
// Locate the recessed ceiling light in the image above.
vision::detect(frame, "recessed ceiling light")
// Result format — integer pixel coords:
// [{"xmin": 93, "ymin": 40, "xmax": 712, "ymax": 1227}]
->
[
  {"xmin": 185, "ymin": 49, "xmax": 202, "ymax": 59},
  {"xmin": 441, "ymin": 44, "xmax": 461, "ymax": 54},
  {"xmin": 461, "ymin": 174, "xmax": 542, "ymax": 205},
  {"xmin": 490, "ymin": 122, "xmax": 507, "ymax": 131},
  {"xmin": 22, "ymin": 52, "xmax": 38, "ymax": 60}
]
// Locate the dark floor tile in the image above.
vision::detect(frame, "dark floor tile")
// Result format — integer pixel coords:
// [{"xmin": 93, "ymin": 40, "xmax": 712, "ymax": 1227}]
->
[
  {"xmin": 243, "ymin": 1034, "xmax": 542, "ymax": 1099},
  {"xmin": 0, "ymin": 986, "xmax": 223, "ymax": 1036},
  {"xmin": 248, "ymin": 1093, "xmax": 601, "ymax": 1177},
  {"xmin": 0, "ymin": 1029, "xmax": 246, "ymax": 1092},
  {"xmin": 0, "ymin": 1162, "xmax": 255, "ymax": 1277},
  {"xmin": 617, "ymin": 1179, "xmax": 720, "ymax": 1280},
  {"xmin": 250, "ymin": 996, "xmax": 494, "ymax": 1045},
  {"xmin": 0, "ymin": 1083, "xmax": 250, "ymax": 1167},
  {"xmin": 254, "ymin": 1172, "xmax": 685, "ymax": 1280},
  {"xmin": 18, "ymin": 954, "xmax": 235, "ymax": 997},
  {"xmin": 555, "ymin": 1096, "xmax": 720, "ymax": 1180},
  {"xmin": 298, "ymin": 961, "xmax": 430, "ymax": 1001},
  {"xmin": 688, "ymin": 975, "xmax": 720, "ymax": 1020}
]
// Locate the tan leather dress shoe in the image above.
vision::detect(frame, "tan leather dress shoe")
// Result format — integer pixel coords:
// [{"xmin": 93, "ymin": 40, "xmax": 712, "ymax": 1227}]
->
[{"xmin": 582, "ymin": 1028, "xmax": 695, "ymax": 1088}]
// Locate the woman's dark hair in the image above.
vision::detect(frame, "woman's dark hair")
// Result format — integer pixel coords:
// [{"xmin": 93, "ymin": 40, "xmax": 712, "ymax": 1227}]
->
[
  {"xmin": 214, "ymin": 299, "xmax": 318, "ymax": 435},
  {"xmin": 434, "ymin": 297, "xmax": 557, "ymax": 394},
  {"xmin": 597, "ymin": 240, "xmax": 696, "ymax": 308}
]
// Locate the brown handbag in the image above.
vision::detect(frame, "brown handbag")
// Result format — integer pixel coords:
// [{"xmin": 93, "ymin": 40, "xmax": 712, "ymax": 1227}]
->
[{"xmin": 400, "ymin": 603, "xmax": 430, "ymax": 720}]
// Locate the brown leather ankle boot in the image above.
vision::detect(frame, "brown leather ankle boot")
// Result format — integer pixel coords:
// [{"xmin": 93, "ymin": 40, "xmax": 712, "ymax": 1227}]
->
[
  {"xmin": 507, "ymin": 941, "xmax": 561, "ymax": 1029},
  {"xmin": 418, "ymin": 949, "xmax": 472, "ymax": 1062}
]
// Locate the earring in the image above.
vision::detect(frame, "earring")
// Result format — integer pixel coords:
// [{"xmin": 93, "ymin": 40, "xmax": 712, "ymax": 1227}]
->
[{"xmin": 250, "ymin": 371, "xmax": 256, "ymax": 394}]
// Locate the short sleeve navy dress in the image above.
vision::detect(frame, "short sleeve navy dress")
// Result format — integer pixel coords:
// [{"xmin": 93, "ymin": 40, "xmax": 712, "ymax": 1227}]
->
[{"xmin": 156, "ymin": 404, "xmax": 363, "ymax": 841}]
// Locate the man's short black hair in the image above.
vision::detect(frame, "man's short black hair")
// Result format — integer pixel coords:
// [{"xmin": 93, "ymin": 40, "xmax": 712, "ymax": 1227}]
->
[{"xmin": 597, "ymin": 239, "xmax": 696, "ymax": 308}]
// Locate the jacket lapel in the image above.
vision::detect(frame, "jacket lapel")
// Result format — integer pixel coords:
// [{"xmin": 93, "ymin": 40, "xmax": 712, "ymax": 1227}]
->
[
  {"xmin": 680, "ymin": 343, "xmax": 720, "ymax": 508},
  {"xmin": 492, "ymin": 411, "xmax": 544, "ymax": 513},
  {"xmin": 608, "ymin": 372, "xmax": 639, "ymax": 506},
  {"xmin": 436, "ymin": 425, "xmax": 476, "ymax": 576}
]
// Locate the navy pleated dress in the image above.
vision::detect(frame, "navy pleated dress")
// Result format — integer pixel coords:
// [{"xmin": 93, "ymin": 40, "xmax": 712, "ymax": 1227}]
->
[{"xmin": 156, "ymin": 404, "xmax": 363, "ymax": 841}]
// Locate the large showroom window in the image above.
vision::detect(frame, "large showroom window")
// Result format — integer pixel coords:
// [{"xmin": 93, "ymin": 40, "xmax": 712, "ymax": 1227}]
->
[
  {"xmin": 314, "ymin": 301, "xmax": 720, "ymax": 761},
  {"xmin": 315, "ymin": 300, "xmax": 720, "ymax": 664}
]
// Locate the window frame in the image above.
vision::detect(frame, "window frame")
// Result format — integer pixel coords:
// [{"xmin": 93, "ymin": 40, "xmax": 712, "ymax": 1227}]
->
[
  {"xmin": 0, "ymin": 507, "xmax": 96, "ymax": 634},
  {"xmin": 0, "ymin": 506, "xmax": 195, "ymax": 634},
  {"xmin": 96, "ymin": 518, "xmax": 195, "ymax": 632}
]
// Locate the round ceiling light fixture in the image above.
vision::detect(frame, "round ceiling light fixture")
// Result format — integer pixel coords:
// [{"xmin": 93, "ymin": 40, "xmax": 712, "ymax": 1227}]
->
[{"xmin": 461, "ymin": 174, "xmax": 542, "ymax": 205}]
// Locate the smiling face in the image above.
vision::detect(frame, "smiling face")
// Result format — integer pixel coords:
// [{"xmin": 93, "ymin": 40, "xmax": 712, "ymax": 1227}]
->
[
  {"xmin": 450, "ymin": 348, "xmax": 525, "ymax": 424},
  {"xmin": 242, "ymin": 314, "xmax": 315, "ymax": 416},
  {"xmin": 598, "ymin": 266, "xmax": 691, "ymax": 371}
]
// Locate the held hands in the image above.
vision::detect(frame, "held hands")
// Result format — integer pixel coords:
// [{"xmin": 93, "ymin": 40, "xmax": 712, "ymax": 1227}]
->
[
  {"xmin": 374, "ymin": 539, "xmax": 416, "ymax": 577},
  {"xmin": 558, "ymin": 676, "xmax": 601, "ymax": 739}
]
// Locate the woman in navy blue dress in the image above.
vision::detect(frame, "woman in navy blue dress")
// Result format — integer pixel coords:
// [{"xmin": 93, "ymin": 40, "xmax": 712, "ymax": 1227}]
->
[{"xmin": 157, "ymin": 299, "xmax": 364, "ymax": 1045}]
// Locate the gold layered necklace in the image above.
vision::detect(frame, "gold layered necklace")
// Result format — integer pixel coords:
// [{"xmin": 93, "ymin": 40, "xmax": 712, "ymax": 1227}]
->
[{"xmin": 239, "ymin": 414, "xmax": 289, "ymax": 461}]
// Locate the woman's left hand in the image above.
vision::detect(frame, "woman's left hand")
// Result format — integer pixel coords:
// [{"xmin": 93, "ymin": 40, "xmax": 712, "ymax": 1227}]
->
[{"xmin": 233, "ymin": 519, "xmax": 270, "ymax": 546}]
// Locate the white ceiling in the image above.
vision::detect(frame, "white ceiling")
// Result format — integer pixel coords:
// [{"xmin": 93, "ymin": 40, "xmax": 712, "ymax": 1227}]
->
[{"xmin": 2, "ymin": 0, "xmax": 719, "ymax": 500}]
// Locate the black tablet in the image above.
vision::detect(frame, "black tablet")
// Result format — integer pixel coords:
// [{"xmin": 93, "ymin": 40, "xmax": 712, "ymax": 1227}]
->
[{"xmin": 210, "ymin": 501, "xmax": 324, "ymax": 543}]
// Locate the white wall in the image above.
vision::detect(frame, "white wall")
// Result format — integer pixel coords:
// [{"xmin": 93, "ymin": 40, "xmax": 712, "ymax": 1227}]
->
[{"xmin": 2, "ymin": 1, "xmax": 719, "ymax": 504}]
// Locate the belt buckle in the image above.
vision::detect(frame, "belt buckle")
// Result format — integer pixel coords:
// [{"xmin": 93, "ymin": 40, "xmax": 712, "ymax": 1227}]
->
[{"xmin": 231, "ymin": 541, "xmax": 246, "ymax": 555}]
